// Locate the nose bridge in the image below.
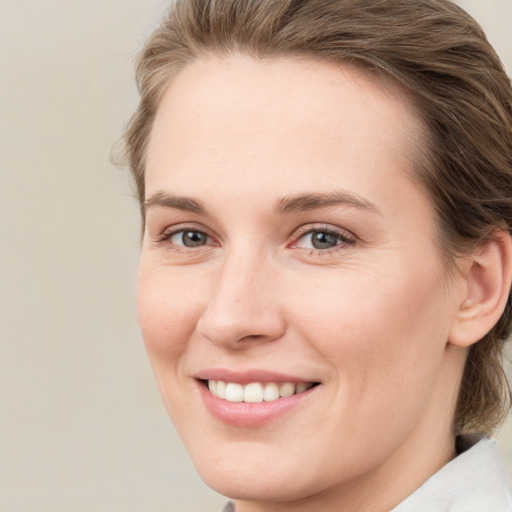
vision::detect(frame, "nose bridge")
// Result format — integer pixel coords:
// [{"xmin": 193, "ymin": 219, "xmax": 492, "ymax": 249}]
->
[{"xmin": 197, "ymin": 247, "xmax": 285, "ymax": 347}]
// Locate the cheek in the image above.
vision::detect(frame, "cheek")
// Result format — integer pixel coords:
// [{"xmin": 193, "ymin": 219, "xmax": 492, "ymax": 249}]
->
[
  {"xmin": 136, "ymin": 266, "xmax": 207, "ymax": 428},
  {"xmin": 293, "ymin": 261, "xmax": 451, "ymax": 405},
  {"xmin": 136, "ymin": 265, "xmax": 201, "ymax": 364},
  {"xmin": 283, "ymin": 268, "xmax": 452, "ymax": 474}
]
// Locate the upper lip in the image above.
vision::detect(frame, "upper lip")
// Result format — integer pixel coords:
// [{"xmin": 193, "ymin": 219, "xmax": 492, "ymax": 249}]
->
[{"xmin": 194, "ymin": 368, "xmax": 321, "ymax": 385}]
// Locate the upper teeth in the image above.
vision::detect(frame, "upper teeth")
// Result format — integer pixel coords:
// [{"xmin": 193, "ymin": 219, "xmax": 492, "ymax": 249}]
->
[{"xmin": 207, "ymin": 380, "xmax": 312, "ymax": 403}]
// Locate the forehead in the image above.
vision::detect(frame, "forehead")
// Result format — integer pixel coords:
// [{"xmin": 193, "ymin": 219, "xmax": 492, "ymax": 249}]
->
[{"xmin": 145, "ymin": 54, "xmax": 424, "ymax": 202}]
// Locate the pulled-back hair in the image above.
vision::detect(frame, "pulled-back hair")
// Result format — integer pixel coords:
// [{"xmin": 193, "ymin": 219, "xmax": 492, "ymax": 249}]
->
[{"xmin": 122, "ymin": 0, "xmax": 512, "ymax": 434}]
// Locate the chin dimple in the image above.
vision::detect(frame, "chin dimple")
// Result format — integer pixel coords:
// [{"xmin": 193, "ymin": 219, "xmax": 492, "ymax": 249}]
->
[{"xmin": 207, "ymin": 380, "xmax": 314, "ymax": 403}]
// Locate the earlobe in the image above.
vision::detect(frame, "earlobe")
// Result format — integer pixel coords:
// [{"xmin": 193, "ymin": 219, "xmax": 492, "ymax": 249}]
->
[{"xmin": 449, "ymin": 230, "xmax": 512, "ymax": 348}]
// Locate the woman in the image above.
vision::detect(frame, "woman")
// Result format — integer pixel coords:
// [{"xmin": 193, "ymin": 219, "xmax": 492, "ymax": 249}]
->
[{"xmin": 121, "ymin": 0, "xmax": 512, "ymax": 510}]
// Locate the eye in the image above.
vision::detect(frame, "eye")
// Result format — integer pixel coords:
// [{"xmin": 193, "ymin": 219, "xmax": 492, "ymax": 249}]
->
[
  {"xmin": 293, "ymin": 227, "xmax": 354, "ymax": 251},
  {"xmin": 151, "ymin": 223, "xmax": 218, "ymax": 256},
  {"xmin": 169, "ymin": 229, "xmax": 210, "ymax": 247}
]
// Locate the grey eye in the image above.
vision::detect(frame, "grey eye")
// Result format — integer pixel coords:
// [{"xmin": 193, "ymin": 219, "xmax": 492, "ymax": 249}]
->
[
  {"xmin": 295, "ymin": 230, "xmax": 346, "ymax": 250},
  {"xmin": 309, "ymin": 231, "xmax": 340, "ymax": 249},
  {"xmin": 171, "ymin": 230, "xmax": 209, "ymax": 247}
]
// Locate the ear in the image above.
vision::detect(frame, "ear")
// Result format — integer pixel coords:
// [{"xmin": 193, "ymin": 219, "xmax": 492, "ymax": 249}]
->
[{"xmin": 449, "ymin": 230, "xmax": 512, "ymax": 348}]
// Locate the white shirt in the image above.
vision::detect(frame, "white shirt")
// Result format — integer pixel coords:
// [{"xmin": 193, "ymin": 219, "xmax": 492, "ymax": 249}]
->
[
  {"xmin": 392, "ymin": 436, "xmax": 511, "ymax": 512},
  {"xmin": 221, "ymin": 436, "xmax": 512, "ymax": 511}
]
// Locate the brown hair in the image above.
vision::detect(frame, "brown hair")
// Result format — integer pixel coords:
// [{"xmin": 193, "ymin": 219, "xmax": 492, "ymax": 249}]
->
[{"xmin": 122, "ymin": 0, "xmax": 512, "ymax": 434}]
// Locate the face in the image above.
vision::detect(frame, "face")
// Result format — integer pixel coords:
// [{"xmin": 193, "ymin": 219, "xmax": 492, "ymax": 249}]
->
[{"xmin": 138, "ymin": 55, "xmax": 467, "ymax": 509}]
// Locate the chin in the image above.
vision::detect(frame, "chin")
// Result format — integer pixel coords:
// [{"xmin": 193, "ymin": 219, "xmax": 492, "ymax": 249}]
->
[
  {"xmin": 197, "ymin": 464, "xmax": 316, "ymax": 503},
  {"xmin": 187, "ymin": 438, "xmax": 354, "ymax": 505},
  {"xmin": 191, "ymin": 448, "xmax": 285, "ymax": 498}
]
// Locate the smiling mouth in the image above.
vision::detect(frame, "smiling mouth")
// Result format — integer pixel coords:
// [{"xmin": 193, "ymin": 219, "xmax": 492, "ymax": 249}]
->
[{"xmin": 203, "ymin": 380, "xmax": 319, "ymax": 403}]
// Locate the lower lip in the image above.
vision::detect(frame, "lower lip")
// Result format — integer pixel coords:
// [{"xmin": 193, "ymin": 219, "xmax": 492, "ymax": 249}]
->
[{"xmin": 198, "ymin": 382, "xmax": 318, "ymax": 427}]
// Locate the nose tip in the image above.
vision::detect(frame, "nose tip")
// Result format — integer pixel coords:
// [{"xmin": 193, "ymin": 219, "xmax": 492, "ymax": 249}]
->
[
  {"xmin": 196, "ymin": 266, "xmax": 286, "ymax": 349},
  {"xmin": 197, "ymin": 308, "xmax": 285, "ymax": 348}
]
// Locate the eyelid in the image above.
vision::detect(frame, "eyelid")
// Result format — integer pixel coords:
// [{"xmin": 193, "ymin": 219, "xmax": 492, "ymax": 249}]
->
[
  {"xmin": 288, "ymin": 223, "xmax": 356, "ymax": 250},
  {"xmin": 291, "ymin": 223, "xmax": 355, "ymax": 240}
]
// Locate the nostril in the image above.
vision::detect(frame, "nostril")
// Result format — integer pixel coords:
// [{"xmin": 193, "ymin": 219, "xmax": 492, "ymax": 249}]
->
[{"xmin": 241, "ymin": 334, "xmax": 267, "ymax": 341}]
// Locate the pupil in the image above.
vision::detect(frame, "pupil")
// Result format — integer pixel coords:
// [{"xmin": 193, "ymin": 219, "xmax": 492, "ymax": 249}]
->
[
  {"xmin": 183, "ymin": 231, "xmax": 206, "ymax": 247},
  {"xmin": 312, "ymin": 231, "xmax": 338, "ymax": 249}
]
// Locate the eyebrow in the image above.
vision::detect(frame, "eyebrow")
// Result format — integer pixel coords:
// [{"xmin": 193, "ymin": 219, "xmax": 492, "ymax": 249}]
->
[
  {"xmin": 274, "ymin": 191, "xmax": 380, "ymax": 215},
  {"xmin": 144, "ymin": 191, "xmax": 206, "ymax": 215},
  {"xmin": 143, "ymin": 190, "xmax": 380, "ymax": 217}
]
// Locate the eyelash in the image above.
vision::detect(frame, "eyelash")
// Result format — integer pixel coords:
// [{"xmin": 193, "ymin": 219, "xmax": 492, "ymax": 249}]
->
[
  {"xmin": 289, "ymin": 224, "xmax": 356, "ymax": 254},
  {"xmin": 153, "ymin": 223, "xmax": 356, "ymax": 255}
]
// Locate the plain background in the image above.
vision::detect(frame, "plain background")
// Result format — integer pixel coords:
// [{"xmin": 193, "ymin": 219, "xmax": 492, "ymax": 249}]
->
[{"xmin": 1, "ymin": 1, "xmax": 511, "ymax": 510}]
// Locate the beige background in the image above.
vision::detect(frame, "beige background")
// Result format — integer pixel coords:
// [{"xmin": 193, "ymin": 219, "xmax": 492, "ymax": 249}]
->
[{"xmin": 1, "ymin": 1, "xmax": 511, "ymax": 511}]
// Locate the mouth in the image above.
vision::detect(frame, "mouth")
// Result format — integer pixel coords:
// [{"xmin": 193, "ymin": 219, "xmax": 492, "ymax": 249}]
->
[
  {"xmin": 201, "ymin": 379, "xmax": 320, "ymax": 403},
  {"xmin": 195, "ymin": 370, "xmax": 322, "ymax": 426}
]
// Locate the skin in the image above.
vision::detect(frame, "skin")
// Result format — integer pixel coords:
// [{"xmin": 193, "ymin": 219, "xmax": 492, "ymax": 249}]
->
[{"xmin": 138, "ymin": 55, "xmax": 474, "ymax": 512}]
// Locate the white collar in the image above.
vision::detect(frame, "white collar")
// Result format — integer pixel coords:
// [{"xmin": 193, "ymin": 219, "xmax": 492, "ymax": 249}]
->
[{"xmin": 392, "ymin": 436, "xmax": 512, "ymax": 512}]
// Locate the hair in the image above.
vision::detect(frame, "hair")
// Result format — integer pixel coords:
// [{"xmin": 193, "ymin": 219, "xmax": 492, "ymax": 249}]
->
[{"xmin": 121, "ymin": 0, "xmax": 512, "ymax": 434}]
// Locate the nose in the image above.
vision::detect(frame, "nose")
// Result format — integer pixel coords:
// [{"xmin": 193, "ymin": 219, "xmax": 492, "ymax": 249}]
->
[{"xmin": 196, "ymin": 253, "xmax": 287, "ymax": 349}]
